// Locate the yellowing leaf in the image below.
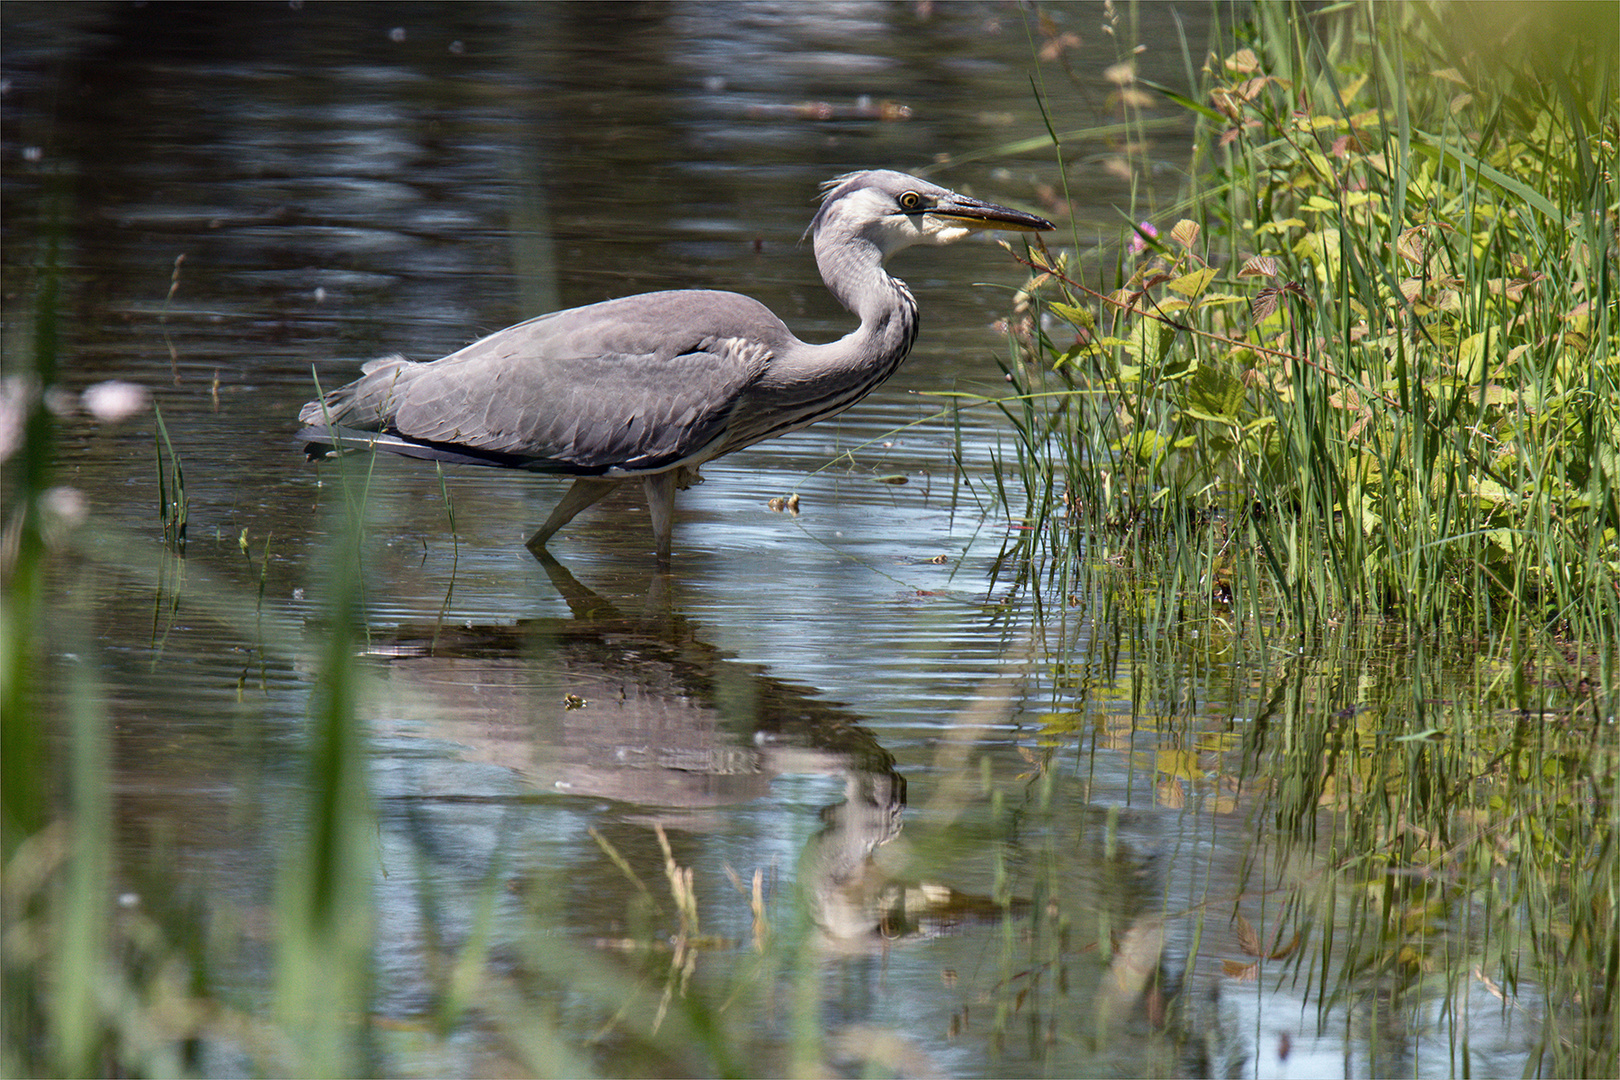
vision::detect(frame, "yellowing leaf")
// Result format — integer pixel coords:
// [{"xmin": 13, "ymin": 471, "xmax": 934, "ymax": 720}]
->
[
  {"xmin": 1168, "ymin": 267, "xmax": 1217, "ymax": 298},
  {"xmin": 1169, "ymin": 218, "xmax": 1201, "ymax": 249},
  {"xmin": 1457, "ymin": 327, "xmax": 1499, "ymax": 381},
  {"xmin": 1047, "ymin": 302, "xmax": 1096, "ymax": 329},
  {"xmin": 1256, "ymin": 217, "xmax": 1306, "ymax": 235}
]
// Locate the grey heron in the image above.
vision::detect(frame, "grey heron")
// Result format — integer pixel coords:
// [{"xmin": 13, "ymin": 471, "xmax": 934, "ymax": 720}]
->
[{"xmin": 298, "ymin": 170, "xmax": 1053, "ymax": 561}]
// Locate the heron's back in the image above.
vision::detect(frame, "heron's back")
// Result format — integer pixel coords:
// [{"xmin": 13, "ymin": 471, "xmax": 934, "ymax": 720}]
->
[{"xmin": 300, "ymin": 289, "xmax": 796, "ymax": 474}]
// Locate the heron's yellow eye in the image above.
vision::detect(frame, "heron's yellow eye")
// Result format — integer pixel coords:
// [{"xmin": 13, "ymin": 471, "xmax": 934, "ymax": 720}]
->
[{"xmin": 898, "ymin": 191, "xmax": 922, "ymax": 211}]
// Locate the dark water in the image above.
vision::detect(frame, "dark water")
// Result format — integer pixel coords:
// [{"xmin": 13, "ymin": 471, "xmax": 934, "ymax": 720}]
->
[{"xmin": 4, "ymin": 3, "xmax": 1541, "ymax": 1076}]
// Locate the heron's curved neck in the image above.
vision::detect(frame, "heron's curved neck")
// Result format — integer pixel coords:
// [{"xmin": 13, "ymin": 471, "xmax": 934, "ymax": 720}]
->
[
  {"xmin": 813, "ymin": 233, "xmax": 920, "ymax": 378},
  {"xmin": 714, "ymin": 233, "xmax": 921, "ymax": 456}
]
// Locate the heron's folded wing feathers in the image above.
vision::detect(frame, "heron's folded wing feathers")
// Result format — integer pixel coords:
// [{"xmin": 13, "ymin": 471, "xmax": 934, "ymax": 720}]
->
[
  {"xmin": 394, "ymin": 344, "xmax": 768, "ymax": 472},
  {"xmin": 307, "ymin": 290, "xmax": 788, "ymax": 474}
]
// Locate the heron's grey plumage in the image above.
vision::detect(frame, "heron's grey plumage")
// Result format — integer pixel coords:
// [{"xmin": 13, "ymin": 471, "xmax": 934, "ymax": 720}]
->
[{"xmin": 299, "ymin": 169, "xmax": 1052, "ymax": 561}]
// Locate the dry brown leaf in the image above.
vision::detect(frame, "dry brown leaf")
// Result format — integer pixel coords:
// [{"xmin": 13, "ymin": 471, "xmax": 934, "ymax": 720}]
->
[
  {"xmin": 1251, "ymin": 286, "xmax": 1282, "ymax": 323},
  {"xmin": 1396, "ymin": 227, "xmax": 1427, "ymax": 265},
  {"xmin": 1268, "ymin": 930, "xmax": 1302, "ymax": 961},
  {"xmin": 1235, "ymin": 913, "xmax": 1262, "ymax": 956},
  {"xmin": 1225, "ymin": 49, "xmax": 1260, "ymax": 73},
  {"xmin": 1329, "ymin": 386, "xmax": 1362, "ymax": 411},
  {"xmin": 1210, "ymin": 88, "xmax": 1240, "ymax": 121},
  {"xmin": 1235, "ymin": 76, "xmax": 1270, "ymax": 102}
]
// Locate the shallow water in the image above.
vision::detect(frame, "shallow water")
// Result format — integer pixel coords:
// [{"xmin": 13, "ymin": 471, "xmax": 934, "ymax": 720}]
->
[{"xmin": 4, "ymin": 3, "xmax": 1552, "ymax": 1076}]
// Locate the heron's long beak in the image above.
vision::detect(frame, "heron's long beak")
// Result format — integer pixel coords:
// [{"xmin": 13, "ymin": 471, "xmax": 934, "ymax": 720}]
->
[{"xmin": 930, "ymin": 193, "xmax": 1054, "ymax": 233}]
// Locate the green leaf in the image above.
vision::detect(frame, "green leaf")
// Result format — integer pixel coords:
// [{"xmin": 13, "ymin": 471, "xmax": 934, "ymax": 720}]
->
[
  {"xmin": 1185, "ymin": 362, "xmax": 1248, "ymax": 421},
  {"xmin": 1410, "ymin": 134, "xmax": 1564, "ymax": 223},
  {"xmin": 1126, "ymin": 321, "xmax": 1176, "ymax": 365},
  {"xmin": 1139, "ymin": 77, "xmax": 1225, "ymax": 122},
  {"xmin": 1113, "ymin": 430, "xmax": 1169, "ymax": 464}
]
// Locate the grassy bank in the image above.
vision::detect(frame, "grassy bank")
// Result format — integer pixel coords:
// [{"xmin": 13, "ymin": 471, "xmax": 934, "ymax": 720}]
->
[
  {"xmin": 1014, "ymin": 0, "xmax": 1617, "ymax": 650},
  {"xmin": 1003, "ymin": 1, "xmax": 1618, "ymax": 1073}
]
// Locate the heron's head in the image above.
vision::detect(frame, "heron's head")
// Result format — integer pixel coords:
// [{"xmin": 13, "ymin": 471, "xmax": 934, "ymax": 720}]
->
[{"xmin": 807, "ymin": 170, "xmax": 1053, "ymax": 259}]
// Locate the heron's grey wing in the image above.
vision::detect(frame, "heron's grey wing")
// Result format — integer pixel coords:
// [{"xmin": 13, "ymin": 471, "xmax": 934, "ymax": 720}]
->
[{"xmin": 359, "ymin": 290, "xmax": 791, "ymax": 473}]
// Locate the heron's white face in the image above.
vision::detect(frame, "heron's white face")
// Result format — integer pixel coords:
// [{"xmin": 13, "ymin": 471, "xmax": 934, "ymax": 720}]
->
[
  {"xmin": 844, "ymin": 186, "xmax": 954, "ymax": 253},
  {"xmin": 813, "ymin": 173, "xmax": 1051, "ymax": 258}
]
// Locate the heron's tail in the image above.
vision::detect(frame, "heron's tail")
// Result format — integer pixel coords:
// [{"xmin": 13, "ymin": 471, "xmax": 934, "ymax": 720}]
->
[{"xmin": 297, "ymin": 354, "xmax": 415, "ymax": 429}]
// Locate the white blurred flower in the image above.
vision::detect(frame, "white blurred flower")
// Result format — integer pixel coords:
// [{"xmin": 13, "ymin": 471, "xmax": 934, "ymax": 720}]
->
[
  {"xmin": 44, "ymin": 385, "xmax": 76, "ymax": 418},
  {"xmin": 81, "ymin": 380, "xmax": 150, "ymax": 423},
  {"xmin": 0, "ymin": 375, "xmax": 30, "ymax": 462},
  {"xmin": 41, "ymin": 485, "xmax": 89, "ymax": 542}
]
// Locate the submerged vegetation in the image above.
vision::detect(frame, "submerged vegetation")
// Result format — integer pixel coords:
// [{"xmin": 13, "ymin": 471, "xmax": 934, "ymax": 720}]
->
[{"xmin": 3, "ymin": 1, "xmax": 1617, "ymax": 1077}]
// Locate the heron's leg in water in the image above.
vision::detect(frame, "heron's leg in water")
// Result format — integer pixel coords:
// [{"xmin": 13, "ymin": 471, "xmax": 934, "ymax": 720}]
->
[
  {"xmin": 526, "ymin": 478, "xmax": 621, "ymax": 554},
  {"xmin": 643, "ymin": 471, "xmax": 676, "ymax": 564}
]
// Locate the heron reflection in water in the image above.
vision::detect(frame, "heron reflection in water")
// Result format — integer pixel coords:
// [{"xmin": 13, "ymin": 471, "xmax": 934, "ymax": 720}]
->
[{"xmin": 299, "ymin": 170, "xmax": 1053, "ymax": 561}]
